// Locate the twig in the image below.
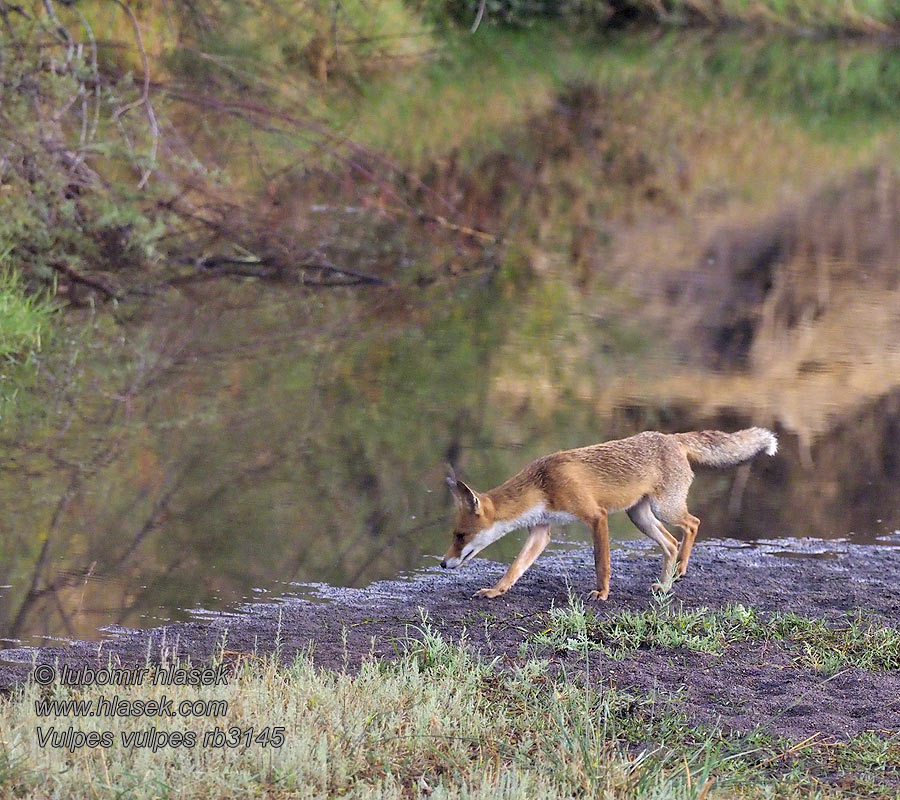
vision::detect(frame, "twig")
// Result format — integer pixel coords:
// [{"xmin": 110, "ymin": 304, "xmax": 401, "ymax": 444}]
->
[
  {"xmin": 49, "ymin": 260, "xmax": 119, "ymax": 300},
  {"xmin": 760, "ymin": 731, "xmax": 827, "ymax": 765},
  {"xmin": 414, "ymin": 211, "xmax": 497, "ymax": 243},
  {"xmin": 70, "ymin": 5, "xmax": 102, "ymax": 172},
  {"xmin": 109, "ymin": 0, "xmax": 159, "ymax": 187},
  {"xmin": 41, "ymin": 0, "xmax": 73, "ymax": 62}
]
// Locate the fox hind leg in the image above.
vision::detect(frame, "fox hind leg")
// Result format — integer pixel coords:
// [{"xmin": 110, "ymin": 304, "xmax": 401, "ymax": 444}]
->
[
  {"xmin": 673, "ymin": 512, "xmax": 700, "ymax": 576},
  {"xmin": 650, "ymin": 496, "xmax": 700, "ymax": 579},
  {"xmin": 649, "ymin": 461, "xmax": 701, "ymax": 578},
  {"xmin": 627, "ymin": 498, "xmax": 679, "ymax": 591}
]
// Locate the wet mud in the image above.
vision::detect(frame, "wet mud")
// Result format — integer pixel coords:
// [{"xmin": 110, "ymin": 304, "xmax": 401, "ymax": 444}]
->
[{"xmin": 3, "ymin": 536, "xmax": 900, "ymax": 742}]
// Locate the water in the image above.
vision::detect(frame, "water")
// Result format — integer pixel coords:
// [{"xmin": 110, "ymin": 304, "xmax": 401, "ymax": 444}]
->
[{"xmin": 2, "ymin": 32, "xmax": 899, "ymax": 647}]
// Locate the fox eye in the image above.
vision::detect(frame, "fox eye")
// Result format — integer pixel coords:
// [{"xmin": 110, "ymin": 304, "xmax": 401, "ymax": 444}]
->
[{"xmin": 454, "ymin": 533, "xmax": 465, "ymax": 543}]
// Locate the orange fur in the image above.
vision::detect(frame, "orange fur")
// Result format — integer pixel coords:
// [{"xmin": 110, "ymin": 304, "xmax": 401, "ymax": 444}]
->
[{"xmin": 442, "ymin": 428, "xmax": 776, "ymax": 599}]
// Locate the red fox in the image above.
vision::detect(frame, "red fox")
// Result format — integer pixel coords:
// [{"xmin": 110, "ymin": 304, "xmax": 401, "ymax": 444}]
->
[{"xmin": 441, "ymin": 428, "xmax": 777, "ymax": 600}]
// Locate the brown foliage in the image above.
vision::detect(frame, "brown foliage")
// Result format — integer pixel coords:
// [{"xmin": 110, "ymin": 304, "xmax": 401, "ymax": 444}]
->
[{"xmin": 685, "ymin": 166, "xmax": 900, "ymax": 367}]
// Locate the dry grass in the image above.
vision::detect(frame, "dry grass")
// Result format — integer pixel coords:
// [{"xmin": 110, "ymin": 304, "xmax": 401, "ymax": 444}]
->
[
  {"xmin": 2, "ymin": 618, "xmax": 896, "ymax": 798},
  {"xmin": 0, "ymin": 626, "xmax": 721, "ymax": 800}
]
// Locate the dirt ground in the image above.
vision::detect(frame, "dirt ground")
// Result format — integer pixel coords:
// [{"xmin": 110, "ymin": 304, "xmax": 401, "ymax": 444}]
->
[{"xmin": 3, "ymin": 536, "xmax": 900, "ymax": 742}]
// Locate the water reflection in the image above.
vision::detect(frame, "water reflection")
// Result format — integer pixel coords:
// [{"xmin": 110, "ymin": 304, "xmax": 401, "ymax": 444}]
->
[
  {"xmin": 2, "ymin": 33, "xmax": 900, "ymax": 647},
  {"xmin": 2, "ymin": 274, "xmax": 898, "ymax": 647}
]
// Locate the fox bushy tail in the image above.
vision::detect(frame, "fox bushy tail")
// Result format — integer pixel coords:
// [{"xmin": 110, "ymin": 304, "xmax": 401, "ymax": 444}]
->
[{"xmin": 674, "ymin": 428, "xmax": 777, "ymax": 468}]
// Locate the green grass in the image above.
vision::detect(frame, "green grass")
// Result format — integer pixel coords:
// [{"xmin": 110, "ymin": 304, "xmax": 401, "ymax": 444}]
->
[
  {"xmin": 0, "ymin": 263, "xmax": 56, "ymax": 416},
  {"xmin": 0, "ymin": 625, "xmax": 716, "ymax": 799},
  {"xmin": 535, "ymin": 593, "xmax": 900, "ymax": 674},
  {"xmin": 0, "ymin": 264, "xmax": 54, "ymax": 366},
  {"xmin": 1, "ymin": 618, "xmax": 896, "ymax": 799},
  {"xmin": 536, "ymin": 593, "xmax": 759, "ymax": 656}
]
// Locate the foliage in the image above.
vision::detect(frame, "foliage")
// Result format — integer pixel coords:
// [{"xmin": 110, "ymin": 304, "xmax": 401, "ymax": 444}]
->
[
  {"xmin": 0, "ymin": 13, "xmax": 165, "ymax": 295},
  {"xmin": 0, "ymin": 264, "xmax": 55, "ymax": 366},
  {"xmin": 428, "ymin": 0, "xmax": 900, "ymax": 33},
  {"xmin": 0, "ymin": 0, "xmax": 439, "ymax": 309},
  {"xmin": 2, "ymin": 625, "xmax": 897, "ymax": 798},
  {"xmin": 0, "ymin": 263, "xmax": 56, "ymax": 414},
  {"xmin": 536, "ymin": 592, "xmax": 900, "ymax": 674}
]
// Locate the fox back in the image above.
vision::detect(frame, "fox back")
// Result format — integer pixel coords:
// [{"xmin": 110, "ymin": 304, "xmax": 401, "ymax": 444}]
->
[{"xmin": 441, "ymin": 427, "xmax": 777, "ymax": 596}]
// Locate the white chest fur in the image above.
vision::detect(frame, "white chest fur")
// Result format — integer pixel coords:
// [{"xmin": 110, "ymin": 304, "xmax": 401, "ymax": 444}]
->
[{"xmin": 464, "ymin": 504, "xmax": 577, "ymax": 560}]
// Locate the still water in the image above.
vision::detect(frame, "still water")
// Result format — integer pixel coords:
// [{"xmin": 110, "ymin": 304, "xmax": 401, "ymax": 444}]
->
[
  {"xmin": 2, "ymin": 33, "xmax": 900, "ymax": 647},
  {"xmin": 3, "ymin": 276, "xmax": 897, "ymax": 648}
]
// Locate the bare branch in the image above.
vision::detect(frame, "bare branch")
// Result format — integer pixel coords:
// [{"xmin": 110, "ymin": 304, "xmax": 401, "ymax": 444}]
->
[
  {"xmin": 48, "ymin": 260, "xmax": 120, "ymax": 301},
  {"xmin": 109, "ymin": 0, "xmax": 159, "ymax": 187}
]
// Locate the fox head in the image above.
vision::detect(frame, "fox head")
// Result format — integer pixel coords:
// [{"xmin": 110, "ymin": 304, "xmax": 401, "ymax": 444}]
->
[{"xmin": 440, "ymin": 470, "xmax": 497, "ymax": 569}]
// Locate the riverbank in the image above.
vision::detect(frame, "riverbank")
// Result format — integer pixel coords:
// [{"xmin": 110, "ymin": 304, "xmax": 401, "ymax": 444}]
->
[
  {"xmin": 5, "ymin": 536, "xmax": 900, "ymax": 738},
  {"xmin": 3, "ymin": 536, "xmax": 900, "ymax": 798}
]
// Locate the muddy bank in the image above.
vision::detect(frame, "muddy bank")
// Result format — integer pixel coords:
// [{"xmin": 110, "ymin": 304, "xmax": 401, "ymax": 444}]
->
[{"xmin": 3, "ymin": 536, "xmax": 900, "ymax": 741}]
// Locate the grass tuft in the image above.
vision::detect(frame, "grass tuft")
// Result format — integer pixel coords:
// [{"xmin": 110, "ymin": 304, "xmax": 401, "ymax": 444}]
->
[
  {"xmin": 536, "ymin": 592, "xmax": 900, "ymax": 674},
  {"xmin": 1, "ymin": 618, "xmax": 898, "ymax": 797},
  {"xmin": 0, "ymin": 264, "xmax": 54, "ymax": 366}
]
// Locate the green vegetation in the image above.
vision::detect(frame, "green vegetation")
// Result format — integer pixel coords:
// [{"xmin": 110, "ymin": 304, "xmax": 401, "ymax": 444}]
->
[
  {"xmin": 0, "ymin": 620, "xmax": 900, "ymax": 798},
  {"xmin": 1, "ymin": 621, "xmax": 897, "ymax": 798},
  {"xmin": 536, "ymin": 593, "xmax": 762, "ymax": 656},
  {"xmin": 536, "ymin": 593, "xmax": 900, "ymax": 674},
  {"xmin": 0, "ymin": 266, "xmax": 54, "ymax": 366},
  {"xmin": 442, "ymin": 0, "xmax": 900, "ymax": 35},
  {"xmin": 0, "ymin": 264, "xmax": 55, "ymax": 413}
]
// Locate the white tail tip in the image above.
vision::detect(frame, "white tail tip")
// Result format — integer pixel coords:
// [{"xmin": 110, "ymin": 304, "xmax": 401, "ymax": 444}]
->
[{"xmin": 765, "ymin": 433, "xmax": 778, "ymax": 456}]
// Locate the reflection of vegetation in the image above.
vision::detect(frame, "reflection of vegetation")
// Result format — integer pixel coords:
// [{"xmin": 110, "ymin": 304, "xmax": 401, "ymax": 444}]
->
[
  {"xmin": 4, "ymin": 4, "xmax": 900, "ymax": 648},
  {"xmin": 160, "ymin": 285, "xmax": 518, "ymax": 588},
  {"xmin": 668, "ymin": 35, "xmax": 900, "ymax": 131},
  {"xmin": 0, "ymin": 278, "xmax": 627, "ymax": 642}
]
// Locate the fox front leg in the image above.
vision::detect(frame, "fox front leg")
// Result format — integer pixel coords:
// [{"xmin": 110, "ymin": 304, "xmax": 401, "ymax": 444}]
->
[
  {"xmin": 474, "ymin": 524, "xmax": 551, "ymax": 599},
  {"xmin": 587, "ymin": 510, "xmax": 610, "ymax": 601}
]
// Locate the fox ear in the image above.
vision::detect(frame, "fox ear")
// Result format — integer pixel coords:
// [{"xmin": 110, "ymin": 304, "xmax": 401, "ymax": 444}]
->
[
  {"xmin": 445, "ymin": 467, "xmax": 481, "ymax": 514},
  {"xmin": 445, "ymin": 464, "xmax": 458, "ymax": 489},
  {"xmin": 452, "ymin": 479, "xmax": 481, "ymax": 515}
]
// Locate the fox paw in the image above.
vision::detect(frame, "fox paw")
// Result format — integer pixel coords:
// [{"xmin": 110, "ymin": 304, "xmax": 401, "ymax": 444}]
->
[
  {"xmin": 588, "ymin": 589, "xmax": 609, "ymax": 601},
  {"xmin": 651, "ymin": 581, "xmax": 673, "ymax": 593},
  {"xmin": 475, "ymin": 587, "xmax": 506, "ymax": 599}
]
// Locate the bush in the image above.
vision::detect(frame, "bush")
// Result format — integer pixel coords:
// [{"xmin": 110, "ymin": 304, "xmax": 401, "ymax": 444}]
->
[
  {"xmin": 421, "ymin": 0, "xmax": 636, "ymax": 29},
  {"xmin": 0, "ymin": 264, "xmax": 55, "ymax": 366}
]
